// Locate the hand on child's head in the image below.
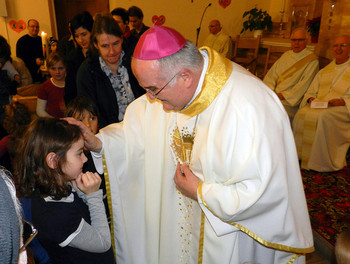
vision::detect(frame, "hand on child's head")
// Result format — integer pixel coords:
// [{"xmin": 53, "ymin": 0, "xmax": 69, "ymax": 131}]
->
[{"xmin": 72, "ymin": 171, "xmax": 101, "ymax": 195}]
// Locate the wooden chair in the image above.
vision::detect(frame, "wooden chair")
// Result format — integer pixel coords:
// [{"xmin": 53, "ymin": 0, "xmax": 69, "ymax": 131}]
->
[
  {"xmin": 232, "ymin": 35, "xmax": 261, "ymax": 74},
  {"xmin": 263, "ymin": 45, "xmax": 291, "ymax": 77},
  {"xmin": 12, "ymin": 83, "xmax": 40, "ymax": 114}
]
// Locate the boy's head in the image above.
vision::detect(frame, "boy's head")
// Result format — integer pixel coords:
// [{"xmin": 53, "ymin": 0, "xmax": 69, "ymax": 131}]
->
[
  {"xmin": 46, "ymin": 52, "xmax": 66, "ymax": 68},
  {"xmin": 65, "ymin": 96, "xmax": 99, "ymax": 134}
]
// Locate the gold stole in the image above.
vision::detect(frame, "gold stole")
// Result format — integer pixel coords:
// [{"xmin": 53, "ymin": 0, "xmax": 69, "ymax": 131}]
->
[
  {"xmin": 171, "ymin": 47, "xmax": 232, "ymax": 162},
  {"xmin": 277, "ymin": 53, "xmax": 318, "ymax": 86},
  {"xmin": 317, "ymin": 62, "xmax": 350, "ymax": 100},
  {"xmin": 171, "ymin": 48, "xmax": 232, "ymax": 263}
]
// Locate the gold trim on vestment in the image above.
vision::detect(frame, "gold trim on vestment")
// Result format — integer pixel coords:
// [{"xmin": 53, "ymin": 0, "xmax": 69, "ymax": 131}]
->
[
  {"xmin": 103, "ymin": 153, "xmax": 116, "ymax": 259},
  {"xmin": 287, "ymin": 254, "xmax": 302, "ymax": 264},
  {"xmin": 197, "ymin": 210, "xmax": 205, "ymax": 264},
  {"xmin": 178, "ymin": 47, "xmax": 233, "ymax": 117},
  {"xmin": 318, "ymin": 61, "xmax": 350, "ymax": 99},
  {"xmin": 197, "ymin": 182, "xmax": 315, "ymax": 256},
  {"xmin": 277, "ymin": 53, "xmax": 318, "ymax": 86}
]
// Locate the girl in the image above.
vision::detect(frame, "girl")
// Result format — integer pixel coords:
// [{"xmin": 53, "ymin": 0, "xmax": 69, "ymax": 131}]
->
[
  {"xmin": 65, "ymin": 96, "xmax": 110, "ymax": 222},
  {"xmin": 15, "ymin": 118, "xmax": 115, "ymax": 264},
  {"xmin": 36, "ymin": 52, "xmax": 66, "ymax": 118}
]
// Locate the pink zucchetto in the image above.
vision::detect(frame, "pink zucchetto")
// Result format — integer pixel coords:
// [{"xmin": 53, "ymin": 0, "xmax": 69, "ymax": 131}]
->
[{"xmin": 133, "ymin": 25, "xmax": 187, "ymax": 60}]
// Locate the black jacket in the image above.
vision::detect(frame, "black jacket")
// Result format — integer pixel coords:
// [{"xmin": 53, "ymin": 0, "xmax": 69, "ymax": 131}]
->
[{"xmin": 76, "ymin": 52, "xmax": 144, "ymax": 128}]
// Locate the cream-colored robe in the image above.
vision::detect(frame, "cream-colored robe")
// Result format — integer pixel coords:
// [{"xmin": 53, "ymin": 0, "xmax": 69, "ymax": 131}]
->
[
  {"xmin": 293, "ymin": 59, "xmax": 350, "ymax": 171},
  {"xmin": 203, "ymin": 30, "xmax": 231, "ymax": 58},
  {"xmin": 94, "ymin": 48, "xmax": 313, "ymax": 264},
  {"xmin": 263, "ymin": 49, "xmax": 319, "ymax": 122}
]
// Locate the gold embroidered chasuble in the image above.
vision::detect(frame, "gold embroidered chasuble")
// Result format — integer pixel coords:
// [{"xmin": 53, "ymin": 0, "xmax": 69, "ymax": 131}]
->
[{"xmin": 98, "ymin": 48, "xmax": 314, "ymax": 264}]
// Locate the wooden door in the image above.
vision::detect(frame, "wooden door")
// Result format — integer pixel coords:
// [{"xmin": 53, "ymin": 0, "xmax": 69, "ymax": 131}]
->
[{"xmin": 54, "ymin": 0, "xmax": 109, "ymax": 40}]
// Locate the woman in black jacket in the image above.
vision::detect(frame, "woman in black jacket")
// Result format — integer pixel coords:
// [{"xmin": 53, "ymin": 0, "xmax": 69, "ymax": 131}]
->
[
  {"xmin": 77, "ymin": 13, "xmax": 144, "ymax": 128},
  {"xmin": 64, "ymin": 11, "xmax": 94, "ymax": 104}
]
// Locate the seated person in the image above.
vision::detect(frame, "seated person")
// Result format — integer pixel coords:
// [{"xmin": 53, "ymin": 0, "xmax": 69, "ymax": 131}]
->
[
  {"xmin": 293, "ymin": 35, "xmax": 350, "ymax": 172},
  {"xmin": 203, "ymin": 19, "xmax": 231, "ymax": 58},
  {"xmin": 0, "ymin": 102, "xmax": 31, "ymax": 172},
  {"xmin": 263, "ymin": 28, "xmax": 319, "ymax": 122},
  {"xmin": 0, "ymin": 37, "xmax": 18, "ymax": 109}
]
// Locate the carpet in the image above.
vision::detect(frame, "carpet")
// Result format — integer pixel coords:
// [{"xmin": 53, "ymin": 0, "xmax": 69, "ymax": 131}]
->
[{"xmin": 301, "ymin": 165, "xmax": 350, "ymax": 246}]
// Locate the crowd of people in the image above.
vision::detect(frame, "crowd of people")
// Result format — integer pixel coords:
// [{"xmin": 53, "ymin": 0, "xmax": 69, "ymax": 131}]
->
[{"xmin": 0, "ymin": 5, "xmax": 349, "ymax": 264}]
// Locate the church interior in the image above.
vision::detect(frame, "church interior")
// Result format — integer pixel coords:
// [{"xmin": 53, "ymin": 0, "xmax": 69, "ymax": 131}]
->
[{"xmin": 0, "ymin": 0, "xmax": 349, "ymax": 263}]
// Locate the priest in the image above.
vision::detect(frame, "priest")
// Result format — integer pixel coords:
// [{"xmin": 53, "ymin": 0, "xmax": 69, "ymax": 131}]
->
[
  {"xmin": 293, "ymin": 35, "xmax": 350, "ymax": 172},
  {"xmin": 68, "ymin": 25, "xmax": 314, "ymax": 264}
]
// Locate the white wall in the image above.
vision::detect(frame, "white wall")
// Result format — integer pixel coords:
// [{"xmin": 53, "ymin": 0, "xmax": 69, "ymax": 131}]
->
[
  {"xmin": 0, "ymin": 0, "xmax": 53, "ymax": 58},
  {"xmin": 0, "ymin": 0, "xmax": 289, "ymax": 55},
  {"xmin": 109, "ymin": 0, "xmax": 286, "ymax": 46}
]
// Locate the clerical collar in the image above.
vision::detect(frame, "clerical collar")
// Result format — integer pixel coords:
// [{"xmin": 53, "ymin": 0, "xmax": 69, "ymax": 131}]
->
[
  {"xmin": 184, "ymin": 50, "xmax": 209, "ymax": 108},
  {"xmin": 335, "ymin": 57, "xmax": 350, "ymax": 69}
]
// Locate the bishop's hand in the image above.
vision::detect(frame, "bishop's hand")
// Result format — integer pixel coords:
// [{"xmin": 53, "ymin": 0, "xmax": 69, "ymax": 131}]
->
[{"xmin": 174, "ymin": 162, "xmax": 201, "ymax": 201}]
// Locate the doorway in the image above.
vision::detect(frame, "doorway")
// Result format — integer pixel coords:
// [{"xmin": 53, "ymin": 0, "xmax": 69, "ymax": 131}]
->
[{"xmin": 54, "ymin": 0, "xmax": 109, "ymax": 40}]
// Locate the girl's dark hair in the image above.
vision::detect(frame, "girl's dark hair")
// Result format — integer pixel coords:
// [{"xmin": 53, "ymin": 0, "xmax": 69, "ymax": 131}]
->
[
  {"xmin": 15, "ymin": 118, "xmax": 82, "ymax": 200},
  {"xmin": 3, "ymin": 102, "xmax": 31, "ymax": 137},
  {"xmin": 65, "ymin": 96, "xmax": 99, "ymax": 119},
  {"xmin": 91, "ymin": 13, "xmax": 123, "ymax": 50},
  {"xmin": 70, "ymin": 11, "xmax": 94, "ymax": 37},
  {"xmin": 0, "ymin": 35, "xmax": 11, "ymax": 61}
]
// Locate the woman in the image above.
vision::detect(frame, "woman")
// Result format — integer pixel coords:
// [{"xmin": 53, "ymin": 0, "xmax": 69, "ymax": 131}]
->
[
  {"xmin": 77, "ymin": 13, "xmax": 144, "ymax": 128},
  {"xmin": 64, "ymin": 11, "xmax": 93, "ymax": 104}
]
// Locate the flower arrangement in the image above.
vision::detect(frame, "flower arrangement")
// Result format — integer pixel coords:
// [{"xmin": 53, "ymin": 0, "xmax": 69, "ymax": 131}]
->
[
  {"xmin": 240, "ymin": 8, "xmax": 273, "ymax": 33},
  {"xmin": 306, "ymin": 16, "xmax": 321, "ymax": 36}
]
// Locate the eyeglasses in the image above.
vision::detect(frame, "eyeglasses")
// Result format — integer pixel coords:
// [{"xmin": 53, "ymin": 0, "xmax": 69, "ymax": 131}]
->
[
  {"xmin": 332, "ymin": 43, "xmax": 350, "ymax": 48},
  {"xmin": 291, "ymin": 38, "xmax": 306, "ymax": 42},
  {"xmin": 145, "ymin": 72, "xmax": 179, "ymax": 97}
]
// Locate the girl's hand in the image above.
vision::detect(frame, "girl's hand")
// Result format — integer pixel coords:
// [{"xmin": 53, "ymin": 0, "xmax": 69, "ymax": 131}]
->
[{"xmin": 72, "ymin": 171, "xmax": 101, "ymax": 195}]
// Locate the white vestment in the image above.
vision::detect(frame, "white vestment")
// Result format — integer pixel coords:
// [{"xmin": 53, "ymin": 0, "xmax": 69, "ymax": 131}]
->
[
  {"xmin": 263, "ymin": 49, "xmax": 319, "ymax": 122},
  {"xmin": 203, "ymin": 30, "xmax": 231, "ymax": 58},
  {"xmin": 93, "ymin": 48, "xmax": 313, "ymax": 264},
  {"xmin": 293, "ymin": 59, "xmax": 350, "ymax": 171}
]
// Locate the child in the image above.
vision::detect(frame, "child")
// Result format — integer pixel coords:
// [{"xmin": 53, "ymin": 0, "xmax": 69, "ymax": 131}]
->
[
  {"xmin": 65, "ymin": 96, "xmax": 110, "ymax": 222},
  {"xmin": 36, "ymin": 52, "xmax": 66, "ymax": 118},
  {"xmin": 48, "ymin": 37, "xmax": 58, "ymax": 54},
  {"xmin": 0, "ymin": 102, "xmax": 31, "ymax": 172},
  {"xmin": 15, "ymin": 118, "xmax": 116, "ymax": 264}
]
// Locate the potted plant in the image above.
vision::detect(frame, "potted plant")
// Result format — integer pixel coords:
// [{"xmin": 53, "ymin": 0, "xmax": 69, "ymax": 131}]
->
[
  {"xmin": 306, "ymin": 16, "xmax": 321, "ymax": 43},
  {"xmin": 241, "ymin": 8, "xmax": 273, "ymax": 38}
]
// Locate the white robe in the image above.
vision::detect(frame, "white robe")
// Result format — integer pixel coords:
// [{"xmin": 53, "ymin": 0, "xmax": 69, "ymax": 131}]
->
[
  {"xmin": 93, "ymin": 49, "xmax": 313, "ymax": 264},
  {"xmin": 263, "ymin": 49, "xmax": 319, "ymax": 122},
  {"xmin": 203, "ymin": 30, "xmax": 231, "ymax": 58},
  {"xmin": 293, "ymin": 59, "xmax": 350, "ymax": 171}
]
